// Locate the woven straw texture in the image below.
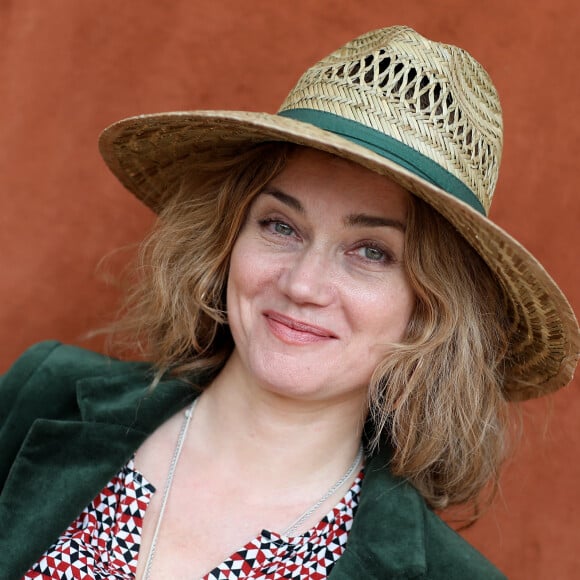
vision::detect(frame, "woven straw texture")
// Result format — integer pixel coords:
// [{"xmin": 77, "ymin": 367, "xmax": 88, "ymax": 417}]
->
[
  {"xmin": 99, "ymin": 26, "xmax": 579, "ymax": 401},
  {"xmin": 280, "ymin": 27, "xmax": 502, "ymax": 213}
]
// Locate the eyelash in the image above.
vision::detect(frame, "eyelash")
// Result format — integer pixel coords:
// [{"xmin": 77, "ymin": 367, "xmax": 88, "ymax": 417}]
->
[
  {"xmin": 257, "ymin": 217, "xmax": 395, "ymax": 265},
  {"xmin": 258, "ymin": 218, "xmax": 296, "ymax": 237},
  {"xmin": 352, "ymin": 242, "xmax": 394, "ymax": 264}
]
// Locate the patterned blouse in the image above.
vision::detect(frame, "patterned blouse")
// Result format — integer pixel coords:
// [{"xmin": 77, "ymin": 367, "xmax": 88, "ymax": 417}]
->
[{"xmin": 23, "ymin": 459, "xmax": 363, "ymax": 579}]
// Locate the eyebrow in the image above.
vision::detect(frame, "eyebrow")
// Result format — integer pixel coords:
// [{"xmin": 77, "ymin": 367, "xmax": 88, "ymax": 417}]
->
[
  {"xmin": 263, "ymin": 188, "xmax": 406, "ymax": 232},
  {"xmin": 264, "ymin": 188, "xmax": 305, "ymax": 213},
  {"xmin": 345, "ymin": 213, "xmax": 406, "ymax": 231}
]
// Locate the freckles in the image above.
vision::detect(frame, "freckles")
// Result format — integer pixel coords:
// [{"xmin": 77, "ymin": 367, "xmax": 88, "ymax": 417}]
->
[
  {"xmin": 230, "ymin": 241, "xmax": 261, "ymax": 285},
  {"xmin": 347, "ymin": 282, "xmax": 396, "ymax": 310},
  {"xmin": 347, "ymin": 276, "xmax": 414, "ymax": 335},
  {"xmin": 230, "ymin": 241, "xmax": 283, "ymax": 300}
]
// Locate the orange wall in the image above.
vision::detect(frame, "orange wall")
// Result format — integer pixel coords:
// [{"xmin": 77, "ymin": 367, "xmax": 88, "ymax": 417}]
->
[{"xmin": 1, "ymin": 1, "xmax": 579, "ymax": 577}]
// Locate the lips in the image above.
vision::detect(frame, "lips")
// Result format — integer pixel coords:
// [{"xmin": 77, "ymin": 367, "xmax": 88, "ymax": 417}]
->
[{"xmin": 264, "ymin": 311, "xmax": 338, "ymax": 343}]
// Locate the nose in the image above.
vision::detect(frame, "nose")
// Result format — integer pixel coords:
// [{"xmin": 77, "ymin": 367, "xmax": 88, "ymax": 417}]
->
[{"xmin": 277, "ymin": 247, "xmax": 336, "ymax": 306}]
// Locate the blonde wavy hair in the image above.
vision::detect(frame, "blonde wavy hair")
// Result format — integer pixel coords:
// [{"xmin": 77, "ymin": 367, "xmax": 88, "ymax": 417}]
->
[{"xmin": 112, "ymin": 142, "xmax": 511, "ymax": 513}]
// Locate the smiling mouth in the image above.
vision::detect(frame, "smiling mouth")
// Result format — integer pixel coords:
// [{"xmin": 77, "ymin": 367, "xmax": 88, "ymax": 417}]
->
[{"xmin": 264, "ymin": 311, "xmax": 338, "ymax": 342}]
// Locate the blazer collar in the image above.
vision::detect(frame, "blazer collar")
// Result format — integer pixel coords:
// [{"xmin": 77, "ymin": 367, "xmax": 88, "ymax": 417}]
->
[
  {"xmin": 0, "ymin": 370, "xmax": 195, "ymax": 580},
  {"xmin": 75, "ymin": 368, "xmax": 196, "ymax": 429}
]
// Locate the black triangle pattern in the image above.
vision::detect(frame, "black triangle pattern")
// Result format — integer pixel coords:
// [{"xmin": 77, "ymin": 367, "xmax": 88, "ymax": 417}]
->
[
  {"xmin": 23, "ymin": 461, "xmax": 363, "ymax": 579},
  {"xmin": 23, "ymin": 458, "xmax": 155, "ymax": 579}
]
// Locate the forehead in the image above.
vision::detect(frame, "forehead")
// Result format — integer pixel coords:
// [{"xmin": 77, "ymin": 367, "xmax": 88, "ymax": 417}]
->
[{"xmin": 266, "ymin": 147, "xmax": 410, "ymax": 219}]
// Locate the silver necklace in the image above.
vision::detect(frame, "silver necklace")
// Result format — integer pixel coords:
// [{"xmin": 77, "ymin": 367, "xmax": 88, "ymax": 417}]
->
[
  {"xmin": 141, "ymin": 399, "xmax": 363, "ymax": 576},
  {"xmin": 281, "ymin": 443, "xmax": 364, "ymax": 537},
  {"xmin": 142, "ymin": 398, "xmax": 197, "ymax": 580}
]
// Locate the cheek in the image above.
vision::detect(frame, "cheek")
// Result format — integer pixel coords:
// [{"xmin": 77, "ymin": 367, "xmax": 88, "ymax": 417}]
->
[
  {"xmin": 226, "ymin": 243, "xmax": 255, "ymax": 346},
  {"xmin": 227, "ymin": 237, "xmax": 274, "ymax": 309},
  {"xmin": 350, "ymin": 277, "xmax": 415, "ymax": 343},
  {"xmin": 227, "ymin": 244, "xmax": 252, "ymax": 308}
]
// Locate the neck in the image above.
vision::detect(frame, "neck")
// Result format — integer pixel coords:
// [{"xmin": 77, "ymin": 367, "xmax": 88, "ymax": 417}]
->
[{"xmin": 193, "ymin": 351, "xmax": 366, "ymax": 490}]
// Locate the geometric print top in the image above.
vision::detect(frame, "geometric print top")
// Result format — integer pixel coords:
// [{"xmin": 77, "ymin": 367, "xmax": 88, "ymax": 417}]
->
[{"xmin": 23, "ymin": 458, "xmax": 364, "ymax": 580}]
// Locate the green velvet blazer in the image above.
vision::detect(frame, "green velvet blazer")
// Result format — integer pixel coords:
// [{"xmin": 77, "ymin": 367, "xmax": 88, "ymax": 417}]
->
[{"xmin": 0, "ymin": 341, "xmax": 506, "ymax": 579}]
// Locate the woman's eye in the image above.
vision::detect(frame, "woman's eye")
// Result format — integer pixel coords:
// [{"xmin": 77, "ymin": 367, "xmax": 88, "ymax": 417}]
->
[
  {"xmin": 258, "ymin": 218, "xmax": 296, "ymax": 238},
  {"xmin": 272, "ymin": 221, "xmax": 294, "ymax": 236},
  {"xmin": 354, "ymin": 245, "xmax": 390, "ymax": 263}
]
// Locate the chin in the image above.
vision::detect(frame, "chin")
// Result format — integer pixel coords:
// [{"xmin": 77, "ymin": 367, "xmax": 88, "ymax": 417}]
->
[
  {"xmin": 256, "ymin": 367, "xmax": 320, "ymax": 397},
  {"xmin": 250, "ymin": 355, "xmax": 365, "ymax": 403}
]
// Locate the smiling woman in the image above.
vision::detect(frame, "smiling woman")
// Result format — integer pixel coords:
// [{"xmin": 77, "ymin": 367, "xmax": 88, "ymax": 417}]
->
[
  {"xmin": 227, "ymin": 148, "xmax": 415, "ymax": 404},
  {"xmin": 1, "ymin": 25, "xmax": 578, "ymax": 580}
]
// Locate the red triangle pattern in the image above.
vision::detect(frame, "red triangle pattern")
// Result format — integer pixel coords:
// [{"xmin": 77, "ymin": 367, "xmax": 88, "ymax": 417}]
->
[{"xmin": 23, "ymin": 459, "xmax": 363, "ymax": 579}]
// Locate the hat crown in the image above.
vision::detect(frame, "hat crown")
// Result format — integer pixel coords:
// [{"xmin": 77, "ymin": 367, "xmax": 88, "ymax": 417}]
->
[{"xmin": 279, "ymin": 26, "xmax": 503, "ymax": 214}]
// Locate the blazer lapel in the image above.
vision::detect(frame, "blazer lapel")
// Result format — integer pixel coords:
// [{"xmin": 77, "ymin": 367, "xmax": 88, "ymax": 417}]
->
[
  {"xmin": 0, "ymin": 419, "xmax": 147, "ymax": 579},
  {"xmin": 329, "ymin": 449, "xmax": 427, "ymax": 579},
  {"xmin": 0, "ymin": 371, "xmax": 195, "ymax": 580}
]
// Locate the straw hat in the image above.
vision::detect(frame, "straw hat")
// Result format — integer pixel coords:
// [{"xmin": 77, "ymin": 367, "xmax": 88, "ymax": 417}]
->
[{"xmin": 99, "ymin": 25, "xmax": 579, "ymax": 401}]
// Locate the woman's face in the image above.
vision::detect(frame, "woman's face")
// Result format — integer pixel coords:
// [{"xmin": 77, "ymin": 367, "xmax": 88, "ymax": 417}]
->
[{"xmin": 226, "ymin": 148, "xmax": 415, "ymax": 404}]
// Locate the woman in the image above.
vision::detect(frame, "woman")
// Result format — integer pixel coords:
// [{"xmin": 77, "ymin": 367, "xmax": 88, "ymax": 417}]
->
[{"xmin": 1, "ymin": 25, "xmax": 578, "ymax": 580}]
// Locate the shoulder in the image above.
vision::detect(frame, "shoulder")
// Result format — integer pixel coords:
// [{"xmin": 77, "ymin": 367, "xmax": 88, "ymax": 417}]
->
[
  {"xmin": 340, "ymin": 451, "xmax": 506, "ymax": 579},
  {"xmin": 0, "ymin": 340, "xmax": 150, "ymax": 423},
  {"xmin": 0, "ymin": 341, "xmax": 195, "ymax": 485},
  {"xmin": 0, "ymin": 340, "xmax": 169, "ymax": 453},
  {"xmin": 1, "ymin": 340, "xmax": 146, "ymax": 386},
  {"xmin": 0, "ymin": 340, "xmax": 197, "ymax": 430},
  {"xmin": 421, "ymin": 509, "xmax": 506, "ymax": 579},
  {"xmin": 0, "ymin": 342, "xmax": 151, "ymax": 491}
]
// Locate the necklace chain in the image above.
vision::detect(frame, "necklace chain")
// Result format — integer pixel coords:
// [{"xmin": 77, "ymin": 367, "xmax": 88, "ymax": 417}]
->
[
  {"xmin": 142, "ymin": 398, "xmax": 363, "ymax": 577},
  {"xmin": 281, "ymin": 443, "xmax": 364, "ymax": 537},
  {"xmin": 142, "ymin": 399, "xmax": 197, "ymax": 580}
]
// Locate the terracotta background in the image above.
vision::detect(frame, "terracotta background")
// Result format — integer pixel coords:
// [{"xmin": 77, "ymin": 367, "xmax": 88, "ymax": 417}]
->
[{"xmin": 1, "ymin": 0, "xmax": 578, "ymax": 577}]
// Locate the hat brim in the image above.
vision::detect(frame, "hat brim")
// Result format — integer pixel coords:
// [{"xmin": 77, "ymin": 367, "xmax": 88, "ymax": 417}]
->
[{"xmin": 98, "ymin": 110, "xmax": 580, "ymax": 401}]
